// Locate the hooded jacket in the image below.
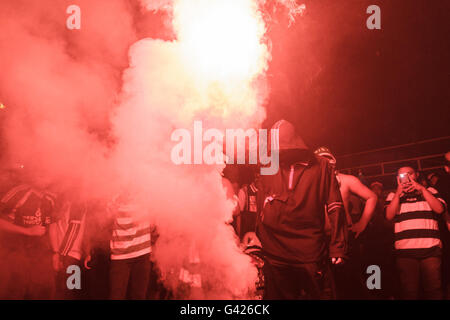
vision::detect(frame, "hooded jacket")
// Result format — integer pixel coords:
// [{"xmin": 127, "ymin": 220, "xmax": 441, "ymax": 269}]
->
[{"xmin": 256, "ymin": 120, "xmax": 348, "ymax": 265}]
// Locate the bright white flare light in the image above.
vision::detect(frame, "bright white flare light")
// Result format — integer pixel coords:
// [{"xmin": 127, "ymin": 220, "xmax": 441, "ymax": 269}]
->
[{"xmin": 174, "ymin": 0, "xmax": 269, "ymax": 82}]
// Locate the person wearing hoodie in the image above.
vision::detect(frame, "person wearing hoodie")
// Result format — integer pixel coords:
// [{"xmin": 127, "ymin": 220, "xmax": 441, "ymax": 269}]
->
[{"xmin": 256, "ymin": 120, "xmax": 348, "ymax": 300}]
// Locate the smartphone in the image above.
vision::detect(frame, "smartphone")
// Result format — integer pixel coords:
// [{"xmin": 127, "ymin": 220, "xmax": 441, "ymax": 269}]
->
[{"xmin": 399, "ymin": 172, "xmax": 411, "ymax": 184}]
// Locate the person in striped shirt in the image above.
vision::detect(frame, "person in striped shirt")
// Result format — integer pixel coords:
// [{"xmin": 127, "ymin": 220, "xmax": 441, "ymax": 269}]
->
[
  {"xmin": 0, "ymin": 170, "xmax": 57, "ymax": 299},
  {"xmin": 385, "ymin": 166, "xmax": 446, "ymax": 299},
  {"xmin": 108, "ymin": 193, "xmax": 152, "ymax": 300}
]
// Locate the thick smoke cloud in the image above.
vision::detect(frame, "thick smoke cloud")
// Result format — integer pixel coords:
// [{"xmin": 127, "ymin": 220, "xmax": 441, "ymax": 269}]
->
[
  {"xmin": 0, "ymin": 0, "xmax": 136, "ymax": 194},
  {"xmin": 0, "ymin": 0, "xmax": 303, "ymax": 299},
  {"xmin": 111, "ymin": 0, "xmax": 269, "ymax": 298}
]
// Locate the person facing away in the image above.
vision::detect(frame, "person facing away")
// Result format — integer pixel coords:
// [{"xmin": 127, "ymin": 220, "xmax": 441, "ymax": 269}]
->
[
  {"xmin": 256, "ymin": 120, "xmax": 348, "ymax": 300},
  {"xmin": 314, "ymin": 147, "xmax": 378, "ymax": 239},
  {"xmin": 385, "ymin": 166, "xmax": 446, "ymax": 299}
]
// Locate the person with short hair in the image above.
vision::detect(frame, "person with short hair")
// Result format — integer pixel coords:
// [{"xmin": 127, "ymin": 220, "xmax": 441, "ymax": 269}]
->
[{"xmin": 385, "ymin": 166, "xmax": 446, "ymax": 299}]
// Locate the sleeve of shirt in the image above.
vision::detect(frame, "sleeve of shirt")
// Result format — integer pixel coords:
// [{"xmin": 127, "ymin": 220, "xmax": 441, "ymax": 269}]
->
[
  {"xmin": 0, "ymin": 185, "xmax": 29, "ymax": 222},
  {"xmin": 59, "ymin": 202, "xmax": 86, "ymax": 256},
  {"xmin": 325, "ymin": 164, "xmax": 348, "ymax": 259},
  {"xmin": 0, "ymin": 194, "xmax": 15, "ymax": 222}
]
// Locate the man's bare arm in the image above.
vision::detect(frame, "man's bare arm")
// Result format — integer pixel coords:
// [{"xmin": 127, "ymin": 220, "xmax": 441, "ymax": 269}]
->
[
  {"xmin": 0, "ymin": 218, "xmax": 29, "ymax": 235},
  {"xmin": 344, "ymin": 175, "xmax": 377, "ymax": 237},
  {"xmin": 420, "ymin": 187, "xmax": 444, "ymax": 214},
  {"xmin": 0, "ymin": 218, "xmax": 45, "ymax": 236}
]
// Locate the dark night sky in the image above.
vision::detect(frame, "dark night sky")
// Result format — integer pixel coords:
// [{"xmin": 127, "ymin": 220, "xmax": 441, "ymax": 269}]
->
[{"xmin": 264, "ymin": 0, "xmax": 450, "ymax": 156}]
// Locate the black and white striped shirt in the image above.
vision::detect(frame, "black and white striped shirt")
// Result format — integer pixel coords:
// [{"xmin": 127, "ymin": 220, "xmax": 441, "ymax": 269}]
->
[
  {"xmin": 109, "ymin": 201, "xmax": 151, "ymax": 260},
  {"xmin": 385, "ymin": 187, "xmax": 446, "ymax": 258}
]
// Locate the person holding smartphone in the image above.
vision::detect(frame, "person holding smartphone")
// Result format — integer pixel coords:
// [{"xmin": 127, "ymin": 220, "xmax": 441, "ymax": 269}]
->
[{"xmin": 385, "ymin": 166, "xmax": 446, "ymax": 299}]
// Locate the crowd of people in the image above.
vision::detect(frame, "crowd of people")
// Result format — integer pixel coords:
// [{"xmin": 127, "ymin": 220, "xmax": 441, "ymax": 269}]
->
[
  {"xmin": 0, "ymin": 179, "xmax": 161, "ymax": 299},
  {"xmin": 0, "ymin": 119, "xmax": 449, "ymax": 300},
  {"xmin": 232, "ymin": 120, "xmax": 450, "ymax": 300}
]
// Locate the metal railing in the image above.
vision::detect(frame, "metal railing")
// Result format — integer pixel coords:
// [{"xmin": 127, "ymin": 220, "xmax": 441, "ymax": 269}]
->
[{"xmin": 340, "ymin": 153, "xmax": 446, "ymax": 179}]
